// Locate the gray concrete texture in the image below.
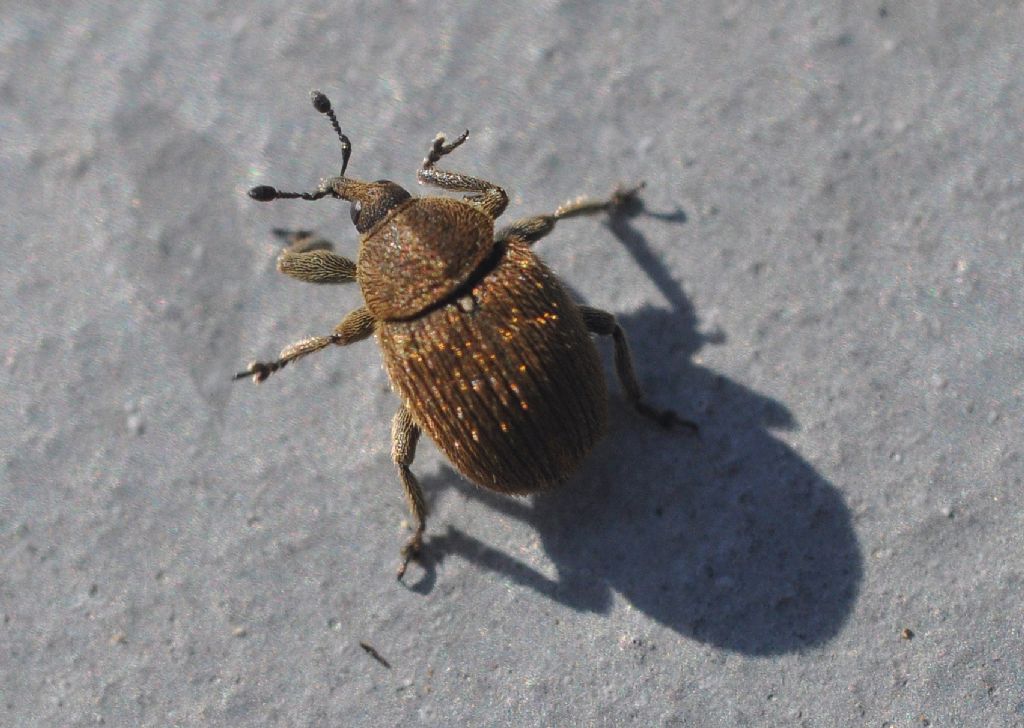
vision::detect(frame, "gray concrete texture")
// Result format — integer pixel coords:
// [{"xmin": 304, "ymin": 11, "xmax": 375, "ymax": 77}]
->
[{"xmin": 2, "ymin": 2, "xmax": 1022, "ymax": 726}]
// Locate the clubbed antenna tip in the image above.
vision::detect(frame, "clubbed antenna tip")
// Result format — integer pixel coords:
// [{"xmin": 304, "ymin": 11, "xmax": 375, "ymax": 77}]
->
[
  {"xmin": 310, "ymin": 89, "xmax": 352, "ymax": 176},
  {"xmin": 310, "ymin": 90, "xmax": 331, "ymax": 114},
  {"xmin": 248, "ymin": 185, "xmax": 279, "ymax": 202},
  {"xmin": 247, "ymin": 185, "xmax": 330, "ymax": 202}
]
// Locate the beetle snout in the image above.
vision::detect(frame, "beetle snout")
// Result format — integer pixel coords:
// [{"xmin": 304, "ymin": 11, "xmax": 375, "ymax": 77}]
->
[{"xmin": 327, "ymin": 177, "xmax": 411, "ymax": 233}]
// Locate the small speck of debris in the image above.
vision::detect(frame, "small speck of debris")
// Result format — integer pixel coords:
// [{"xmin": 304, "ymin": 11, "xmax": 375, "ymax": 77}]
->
[
  {"xmin": 109, "ymin": 632, "xmax": 127, "ymax": 646},
  {"xmin": 360, "ymin": 641, "xmax": 391, "ymax": 669},
  {"xmin": 232, "ymin": 626, "xmax": 248, "ymax": 638},
  {"xmin": 327, "ymin": 618, "xmax": 341, "ymax": 631},
  {"xmin": 901, "ymin": 627, "xmax": 915, "ymax": 640},
  {"xmin": 124, "ymin": 402, "xmax": 144, "ymax": 435},
  {"xmin": 125, "ymin": 413, "xmax": 144, "ymax": 435}
]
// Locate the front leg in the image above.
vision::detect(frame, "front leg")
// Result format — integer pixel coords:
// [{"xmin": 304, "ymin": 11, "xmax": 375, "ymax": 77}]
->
[
  {"xmin": 276, "ymin": 248, "xmax": 357, "ymax": 284},
  {"xmin": 270, "ymin": 229, "xmax": 357, "ymax": 284},
  {"xmin": 234, "ymin": 306, "xmax": 374, "ymax": 383},
  {"xmin": 272, "ymin": 228, "xmax": 333, "ymax": 253},
  {"xmin": 416, "ymin": 130, "xmax": 509, "ymax": 220}
]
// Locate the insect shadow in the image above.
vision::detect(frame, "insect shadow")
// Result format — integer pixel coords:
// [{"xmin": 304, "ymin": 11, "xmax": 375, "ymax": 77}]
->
[{"xmin": 410, "ymin": 198, "xmax": 862, "ymax": 656}]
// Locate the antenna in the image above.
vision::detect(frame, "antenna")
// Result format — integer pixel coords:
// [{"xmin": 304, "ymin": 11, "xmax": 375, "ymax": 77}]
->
[
  {"xmin": 311, "ymin": 90, "xmax": 352, "ymax": 176},
  {"xmin": 245, "ymin": 91, "xmax": 353, "ymax": 203},
  {"xmin": 247, "ymin": 186, "xmax": 331, "ymax": 202}
]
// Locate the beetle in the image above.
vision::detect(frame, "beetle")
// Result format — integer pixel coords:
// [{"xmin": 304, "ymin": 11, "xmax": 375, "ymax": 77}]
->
[{"xmin": 236, "ymin": 91, "xmax": 693, "ymax": 578}]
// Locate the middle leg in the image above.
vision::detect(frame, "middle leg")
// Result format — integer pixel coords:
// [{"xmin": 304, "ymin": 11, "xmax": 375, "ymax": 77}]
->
[
  {"xmin": 234, "ymin": 306, "xmax": 374, "ymax": 383},
  {"xmin": 495, "ymin": 182, "xmax": 645, "ymax": 247}
]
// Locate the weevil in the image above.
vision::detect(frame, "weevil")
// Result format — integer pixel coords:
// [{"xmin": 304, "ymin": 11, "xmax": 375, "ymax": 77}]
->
[{"xmin": 236, "ymin": 91, "xmax": 693, "ymax": 578}]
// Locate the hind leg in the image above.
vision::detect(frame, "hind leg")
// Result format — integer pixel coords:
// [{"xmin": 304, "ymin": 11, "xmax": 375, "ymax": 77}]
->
[
  {"xmin": 580, "ymin": 305, "xmax": 697, "ymax": 433},
  {"xmin": 392, "ymin": 405, "xmax": 427, "ymax": 580}
]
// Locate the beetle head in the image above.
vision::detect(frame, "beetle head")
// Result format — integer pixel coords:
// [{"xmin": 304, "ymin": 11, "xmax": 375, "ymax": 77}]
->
[{"xmin": 323, "ymin": 177, "xmax": 411, "ymax": 234}]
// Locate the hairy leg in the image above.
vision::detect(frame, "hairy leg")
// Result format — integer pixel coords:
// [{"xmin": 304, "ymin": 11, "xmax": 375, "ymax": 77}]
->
[
  {"xmin": 580, "ymin": 305, "xmax": 697, "ymax": 433},
  {"xmin": 416, "ymin": 130, "xmax": 509, "ymax": 219},
  {"xmin": 234, "ymin": 306, "xmax": 374, "ymax": 383},
  {"xmin": 392, "ymin": 405, "xmax": 426, "ymax": 580},
  {"xmin": 495, "ymin": 183, "xmax": 644, "ymax": 246}
]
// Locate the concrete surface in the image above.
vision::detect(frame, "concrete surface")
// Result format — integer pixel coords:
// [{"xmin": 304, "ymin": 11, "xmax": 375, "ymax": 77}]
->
[{"xmin": 2, "ymin": 2, "xmax": 1022, "ymax": 726}]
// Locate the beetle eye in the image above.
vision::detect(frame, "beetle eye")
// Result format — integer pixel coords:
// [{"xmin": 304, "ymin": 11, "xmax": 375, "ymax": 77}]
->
[{"xmin": 349, "ymin": 181, "xmax": 411, "ymax": 233}]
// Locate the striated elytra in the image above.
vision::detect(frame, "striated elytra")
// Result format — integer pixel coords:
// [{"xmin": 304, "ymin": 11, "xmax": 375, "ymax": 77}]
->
[{"xmin": 235, "ymin": 90, "xmax": 694, "ymax": 579}]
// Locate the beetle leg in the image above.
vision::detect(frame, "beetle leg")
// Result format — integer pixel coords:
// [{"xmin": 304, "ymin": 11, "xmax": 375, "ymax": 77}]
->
[
  {"xmin": 272, "ymin": 228, "xmax": 334, "ymax": 252},
  {"xmin": 554, "ymin": 182, "xmax": 645, "ymax": 220},
  {"xmin": 417, "ymin": 131, "xmax": 509, "ymax": 219},
  {"xmin": 493, "ymin": 214, "xmax": 557, "ymax": 245},
  {"xmin": 392, "ymin": 405, "xmax": 427, "ymax": 580},
  {"xmin": 260, "ymin": 229, "xmax": 357, "ymax": 284},
  {"xmin": 233, "ymin": 306, "xmax": 374, "ymax": 383},
  {"xmin": 276, "ymin": 249, "xmax": 357, "ymax": 284},
  {"xmin": 579, "ymin": 305, "xmax": 698, "ymax": 433},
  {"xmin": 495, "ymin": 183, "xmax": 645, "ymax": 246}
]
